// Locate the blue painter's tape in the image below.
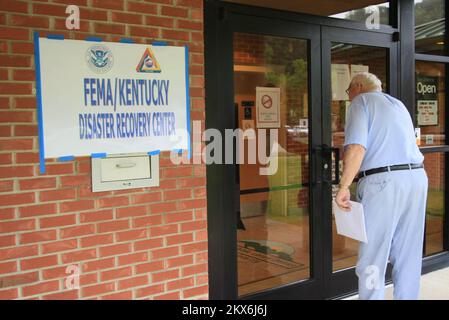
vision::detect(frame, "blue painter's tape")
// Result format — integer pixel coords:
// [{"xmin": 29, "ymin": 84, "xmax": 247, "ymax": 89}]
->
[
  {"xmin": 47, "ymin": 34, "xmax": 64, "ymax": 40},
  {"xmin": 58, "ymin": 155, "xmax": 75, "ymax": 162},
  {"xmin": 119, "ymin": 38, "xmax": 134, "ymax": 44},
  {"xmin": 152, "ymin": 41, "xmax": 167, "ymax": 46},
  {"xmin": 184, "ymin": 45, "xmax": 191, "ymax": 160},
  {"xmin": 85, "ymin": 37, "xmax": 102, "ymax": 42},
  {"xmin": 148, "ymin": 150, "xmax": 161, "ymax": 156},
  {"xmin": 34, "ymin": 32, "xmax": 46, "ymax": 174},
  {"xmin": 91, "ymin": 153, "xmax": 107, "ymax": 158}
]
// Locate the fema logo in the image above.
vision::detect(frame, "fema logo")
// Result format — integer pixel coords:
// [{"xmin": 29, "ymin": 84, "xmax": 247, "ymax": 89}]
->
[{"xmin": 86, "ymin": 45, "xmax": 114, "ymax": 73}]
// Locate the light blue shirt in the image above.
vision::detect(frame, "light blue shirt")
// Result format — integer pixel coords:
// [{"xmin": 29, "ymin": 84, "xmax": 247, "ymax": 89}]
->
[{"xmin": 344, "ymin": 92, "xmax": 424, "ymax": 172}]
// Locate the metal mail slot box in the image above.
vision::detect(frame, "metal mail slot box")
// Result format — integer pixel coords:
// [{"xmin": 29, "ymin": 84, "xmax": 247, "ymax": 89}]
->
[
  {"xmin": 101, "ymin": 156, "xmax": 151, "ymax": 182},
  {"xmin": 92, "ymin": 153, "xmax": 159, "ymax": 192}
]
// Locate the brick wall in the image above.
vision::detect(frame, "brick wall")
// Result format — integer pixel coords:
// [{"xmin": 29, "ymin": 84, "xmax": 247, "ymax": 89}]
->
[{"xmin": 0, "ymin": 0, "xmax": 207, "ymax": 300}]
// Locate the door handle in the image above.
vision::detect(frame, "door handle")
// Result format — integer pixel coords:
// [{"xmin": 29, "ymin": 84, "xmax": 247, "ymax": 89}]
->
[{"xmin": 322, "ymin": 144, "xmax": 340, "ymax": 185}]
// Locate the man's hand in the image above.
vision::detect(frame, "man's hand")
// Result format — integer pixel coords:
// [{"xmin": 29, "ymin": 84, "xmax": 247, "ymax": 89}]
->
[{"xmin": 335, "ymin": 187, "xmax": 351, "ymax": 212}]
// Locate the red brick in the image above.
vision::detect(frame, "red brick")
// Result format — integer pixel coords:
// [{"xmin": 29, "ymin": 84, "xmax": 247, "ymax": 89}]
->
[
  {"xmin": 162, "ymin": 166, "xmax": 192, "ymax": 178},
  {"xmin": 116, "ymin": 228, "xmax": 147, "ymax": 242},
  {"xmin": 134, "ymin": 260, "xmax": 164, "ymax": 274},
  {"xmin": 154, "ymin": 291, "xmax": 180, "ymax": 300},
  {"xmin": 178, "ymin": 19, "xmax": 202, "ymax": 30},
  {"xmin": 82, "ymin": 282, "xmax": 115, "ymax": 298},
  {"xmin": 0, "ymin": 219, "xmax": 35, "ymax": 233},
  {"xmin": 41, "ymin": 239, "xmax": 77, "ymax": 254},
  {"xmin": 101, "ymin": 291, "xmax": 133, "ymax": 300},
  {"xmin": 167, "ymin": 255, "xmax": 194, "ymax": 268},
  {"xmin": 60, "ymin": 199, "xmax": 94, "ymax": 213},
  {"xmin": 0, "ymin": 55, "xmax": 30, "ymax": 67},
  {"xmin": 183, "ymin": 284, "xmax": 208, "ymax": 298},
  {"xmin": 0, "ymin": 1, "xmax": 29, "ymax": 13},
  {"xmin": 0, "ymin": 245, "xmax": 37, "ymax": 261},
  {"xmin": 111, "ymin": 12, "xmax": 142, "ymax": 24},
  {"xmin": 135, "ymin": 283, "xmax": 164, "ymax": 298},
  {"xmin": 81, "ymin": 8, "xmax": 108, "ymax": 21},
  {"xmin": 0, "ymin": 153, "xmax": 12, "ymax": 165},
  {"xmin": 182, "ymin": 241, "xmax": 207, "ymax": 254},
  {"xmin": 152, "ymin": 269, "xmax": 179, "ymax": 283},
  {"xmin": 117, "ymin": 251, "xmax": 148, "ymax": 266},
  {"xmin": 95, "ymin": 23, "xmax": 125, "ymax": 35},
  {"xmin": 41, "ymin": 265, "xmax": 70, "ymax": 280},
  {"xmin": 79, "ymin": 209, "xmax": 113, "ymax": 223},
  {"xmin": 167, "ymin": 276, "xmax": 194, "ymax": 290},
  {"xmin": 82, "ymin": 258, "xmax": 114, "ymax": 272},
  {"xmin": 22, "ymin": 280, "xmax": 59, "ymax": 297},
  {"xmin": 40, "ymin": 214, "xmax": 76, "ymax": 229},
  {"xmin": 0, "ymin": 288, "xmax": 18, "ymax": 299},
  {"xmin": 40, "ymin": 189, "xmax": 76, "ymax": 202},
  {"xmin": 43, "ymin": 163, "xmax": 74, "ymax": 175},
  {"xmin": 116, "ymin": 205, "xmax": 148, "ymax": 219},
  {"xmin": 10, "ymin": 15, "xmax": 49, "ymax": 28},
  {"xmin": 0, "ymin": 208, "xmax": 15, "ymax": 221},
  {"xmin": 0, "ymin": 261, "xmax": 17, "ymax": 274},
  {"xmin": 21, "ymin": 255, "xmax": 58, "ymax": 270},
  {"xmin": 166, "ymin": 233, "xmax": 193, "ymax": 246},
  {"xmin": 150, "ymin": 224, "xmax": 179, "ymax": 237},
  {"xmin": 0, "ymin": 111, "xmax": 34, "ymax": 124},
  {"xmin": 161, "ymin": 6, "xmax": 188, "ymax": 18},
  {"xmin": 151, "ymin": 246, "xmax": 179, "ymax": 260},
  {"xmin": 0, "ymin": 271, "xmax": 38, "ymax": 288},
  {"xmin": 97, "ymin": 220, "xmax": 129, "ymax": 233},
  {"xmin": 182, "ymin": 263, "xmax": 208, "ymax": 276},
  {"xmin": 10, "ymin": 42, "xmax": 33, "ymax": 54},
  {"xmin": 14, "ymin": 124, "xmax": 37, "ymax": 136},
  {"xmin": 164, "ymin": 211, "xmax": 193, "ymax": 224},
  {"xmin": 42, "ymin": 290, "xmax": 79, "ymax": 300},
  {"xmin": 145, "ymin": 15, "xmax": 174, "ymax": 28},
  {"xmin": 181, "ymin": 219, "xmax": 206, "ymax": 232},
  {"xmin": 127, "ymin": 1, "xmax": 157, "ymax": 14},
  {"xmin": 134, "ymin": 238, "xmax": 163, "ymax": 251},
  {"xmin": 0, "ymin": 27, "xmax": 29, "ymax": 40},
  {"xmin": 0, "ymin": 139, "xmax": 33, "ymax": 151},
  {"xmin": 0, "ymin": 234, "xmax": 15, "ymax": 247},
  {"xmin": 130, "ymin": 192, "xmax": 161, "ymax": 204},
  {"xmin": 99, "ymin": 243, "xmax": 130, "ymax": 257},
  {"xmin": 20, "ymin": 230, "xmax": 57, "ymax": 244},
  {"xmin": 19, "ymin": 203, "xmax": 57, "ymax": 218},
  {"xmin": 164, "ymin": 189, "xmax": 191, "ymax": 201},
  {"xmin": 60, "ymin": 175, "xmax": 90, "ymax": 187},
  {"xmin": 60, "ymin": 224, "xmax": 95, "ymax": 239},
  {"xmin": 150, "ymin": 202, "xmax": 177, "ymax": 214},
  {"xmin": 118, "ymin": 275, "xmax": 148, "ymax": 290},
  {"xmin": 15, "ymin": 152, "xmax": 38, "ymax": 164},
  {"xmin": 61, "ymin": 249, "xmax": 96, "ymax": 263},
  {"xmin": 100, "ymin": 266, "xmax": 132, "ymax": 281},
  {"xmin": 97, "ymin": 196, "xmax": 129, "ymax": 208},
  {"xmin": 129, "ymin": 26, "xmax": 160, "ymax": 38},
  {"xmin": 32, "ymin": 3, "xmax": 66, "ymax": 17},
  {"xmin": 14, "ymin": 97, "xmax": 35, "ymax": 109},
  {"xmin": 0, "ymin": 180, "xmax": 13, "ymax": 192},
  {"xmin": 92, "ymin": 0, "xmax": 123, "ymax": 10},
  {"xmin": 80, "ymin": 273, "xmax": 98, "ymax": 286},
  {"xmin": 80, "ymin": 234, "xmax": 113, "ymax": 248}
]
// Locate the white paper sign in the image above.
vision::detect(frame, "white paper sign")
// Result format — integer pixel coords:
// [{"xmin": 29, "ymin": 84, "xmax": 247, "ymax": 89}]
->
[
  {"xmin": 417, "ymin": 100, "xmax": 438, "ymax": 126},
  {"xmin": 256, "ymin": 87, "xmax": 280, "ymax": 128},
  {"xmin": 36, "ymin": 37, "xmax": 189, "ymax": 158},
  {"xmin": 331, "ymin": 64, "xmax": 351, "ymax": 101},
  {"xmin": 350, "ymin": 64, "xmax": 369, "ymax": 79}
]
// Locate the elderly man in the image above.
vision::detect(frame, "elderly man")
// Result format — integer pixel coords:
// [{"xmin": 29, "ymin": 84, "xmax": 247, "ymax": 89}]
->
[{"xmin": 335, "ymin": 72, "xmax": 428, "ymax": 300}]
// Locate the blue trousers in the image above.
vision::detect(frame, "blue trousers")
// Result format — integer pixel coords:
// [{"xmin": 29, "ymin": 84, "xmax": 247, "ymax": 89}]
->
[{"xmin": 355, "ymin": 168, "xmax": 428, "ymax": 300}]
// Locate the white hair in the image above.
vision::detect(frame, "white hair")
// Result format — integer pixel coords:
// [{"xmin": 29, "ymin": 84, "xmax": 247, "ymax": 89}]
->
[{"xmin": 351, "ymin": 72, "xmax": 382, "ymax": 92}]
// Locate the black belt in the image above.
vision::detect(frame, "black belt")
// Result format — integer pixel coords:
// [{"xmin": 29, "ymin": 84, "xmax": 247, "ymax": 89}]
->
[{"xmin": 357, "ymin": 163, "xmax": 424, "ymax": 179}]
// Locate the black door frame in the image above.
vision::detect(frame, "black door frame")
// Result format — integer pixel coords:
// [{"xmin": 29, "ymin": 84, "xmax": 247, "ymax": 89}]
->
[
  {"xmin": 205, "ymin": 0, "xmax": 449, "ymax": 300},
  {"xmin": 321, "ymin": 26, "xmax": 398, "ymax": 298}
]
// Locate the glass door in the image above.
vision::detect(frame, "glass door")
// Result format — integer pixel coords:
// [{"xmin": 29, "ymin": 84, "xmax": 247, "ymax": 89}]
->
[
  {"xmin": 229, "ymin": 14, "xmax": 324, "ymax": 299},
  {"xmin": 321, "ymin": 26, "xmax": 398, "ymax": 297}
]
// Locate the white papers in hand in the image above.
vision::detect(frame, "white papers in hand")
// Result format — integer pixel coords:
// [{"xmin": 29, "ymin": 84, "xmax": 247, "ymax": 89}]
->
[{"xmin": 333, "ymin": 200, "xmax": 368, "ymax": 243}]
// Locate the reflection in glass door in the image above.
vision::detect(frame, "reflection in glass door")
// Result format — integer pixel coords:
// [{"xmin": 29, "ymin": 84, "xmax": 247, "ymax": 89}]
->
[
  {"xmin": 330, "ymin": 43, "xmax": 388, "ymax": 272},
  {"xmin": 233, "ymin": 33, "xmax": 310, "ymax": 296}
]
